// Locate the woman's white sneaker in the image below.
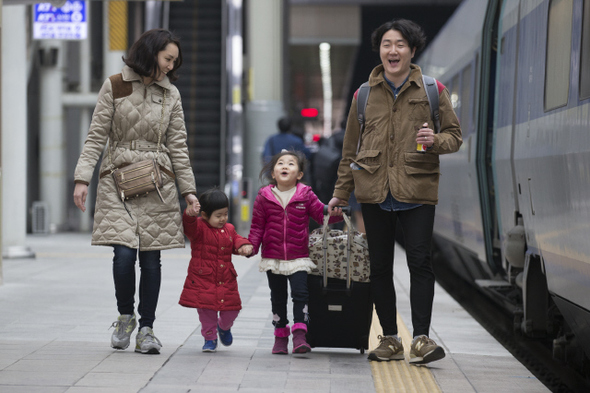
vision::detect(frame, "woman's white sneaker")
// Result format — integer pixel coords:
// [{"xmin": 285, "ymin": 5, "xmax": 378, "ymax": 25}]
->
[
  {"xmin": 135, "ymin": 327, "xmax": 162, "ymax": 354},
  {"xmin": 110, "ymin": 314, "xmax": 137, "ymax": 350}
]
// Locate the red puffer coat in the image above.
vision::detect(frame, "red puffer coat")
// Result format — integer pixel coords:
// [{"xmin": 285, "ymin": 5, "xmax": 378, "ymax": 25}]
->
[
  {"xmin": 248, "ymin": 183, "xmax": 341, "ymax": 260},
  {"xmin": 179, "ymin": 212, "xmax": 251, "ymax": 311}
]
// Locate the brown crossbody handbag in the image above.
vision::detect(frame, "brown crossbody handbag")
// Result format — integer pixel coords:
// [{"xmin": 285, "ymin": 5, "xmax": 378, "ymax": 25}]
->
[{"xmin": 109, "ymin": 89, "xmax": 166, "ymax": 202}]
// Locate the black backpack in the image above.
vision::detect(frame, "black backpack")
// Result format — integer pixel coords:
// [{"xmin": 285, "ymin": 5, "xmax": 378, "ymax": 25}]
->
[{"xmin": 355, "ymin": 75, "xmax": 441, "ymax": 154}]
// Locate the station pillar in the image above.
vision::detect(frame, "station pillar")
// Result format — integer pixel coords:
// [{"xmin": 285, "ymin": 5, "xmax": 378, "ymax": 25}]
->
[
  {"xmin": 0, "ymin": 0, "xmax": 3, "ymax": 283},
  {"xmin": 244, "ymin": 0, "xmax": 286, "ymax": 192},
  {"xmin": 2, "ymin": 5, "xmax": 34, "ymax": 258},
  {"xmin": 38, "ymin": 37, "xmax": 66, "ymax": 233}
]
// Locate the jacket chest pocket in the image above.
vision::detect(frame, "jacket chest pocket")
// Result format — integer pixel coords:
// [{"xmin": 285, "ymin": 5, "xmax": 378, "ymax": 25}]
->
[
  {"xmin": 408, "ymin": 98, "xmax": 430, "ymax": 121},
  {"xmin": 152, "ymin": 93, "xmax": 165, "ymax": 105},
  {"xmin": 151, "ymin": 93, "xmax": 169, "ymax": 115},
  {"xmin": 353, "ymin": 149, "xmax": 381, "ymax": 173}
]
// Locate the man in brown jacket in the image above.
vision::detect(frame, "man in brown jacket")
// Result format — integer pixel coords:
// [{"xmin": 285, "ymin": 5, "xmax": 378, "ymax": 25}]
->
[{"xmin": 329, "ymin": 19, "xmax": 462, "ymax": 365}]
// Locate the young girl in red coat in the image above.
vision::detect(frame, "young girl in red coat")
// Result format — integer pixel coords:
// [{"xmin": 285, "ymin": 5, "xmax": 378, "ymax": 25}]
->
[
  {"xmin": 179, "ymin": 188, "xmax": 253, "ymax": 352},
  {"xmin": 248, "ymin": 150, "xmax": 342, "ymax": 354}
]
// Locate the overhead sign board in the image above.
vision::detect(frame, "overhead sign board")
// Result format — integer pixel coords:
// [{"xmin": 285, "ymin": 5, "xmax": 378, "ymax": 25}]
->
[{"xmin": 33, "ymin": 1, "xmax": 87, "ymax": 40}]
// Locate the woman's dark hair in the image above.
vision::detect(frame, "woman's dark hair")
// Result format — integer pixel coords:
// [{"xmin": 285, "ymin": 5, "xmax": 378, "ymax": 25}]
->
[
  {"xmin": 198, "ymin": 187, "xmax": 229, "ymax": 217},
  {"xmin": 259, "ymin": 150, "xmax": 307, "ymax": 186},
  {"xmin": 124, "ymin": 28, "xmax": 183, "ymax": 82},
  {"xmin": 371, "ymin": 19, "xmax": 426, "ymax": 53}
]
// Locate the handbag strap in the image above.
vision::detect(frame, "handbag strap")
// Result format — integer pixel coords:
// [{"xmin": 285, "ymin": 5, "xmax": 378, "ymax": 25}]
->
[
  {"xmin": 154, "ymin": 88, "xmax": 167, "ymax": 158},
  {"xmin": 108, "ymin": 88, "xmax": 167, "ymax": 171}
]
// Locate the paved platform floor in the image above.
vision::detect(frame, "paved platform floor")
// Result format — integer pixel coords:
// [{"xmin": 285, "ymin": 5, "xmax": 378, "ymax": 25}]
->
[{"xmin": 0, "ymin": 233, "xmax": 549, "ymax": 392}]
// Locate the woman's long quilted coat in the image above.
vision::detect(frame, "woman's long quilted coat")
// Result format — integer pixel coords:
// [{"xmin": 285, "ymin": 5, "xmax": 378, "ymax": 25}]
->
[
  {"xmin": 179, "ymin": 213, "xmax": 251, "ymax": 311},
  {"xmin": 74, "ymin": 66, "xmax": 197, "ymax": 250}
]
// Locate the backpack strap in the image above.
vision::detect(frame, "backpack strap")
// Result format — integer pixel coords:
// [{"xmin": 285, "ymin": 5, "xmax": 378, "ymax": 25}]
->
[
  {"xmin": 422, "ymin": 75, "xmax": 441, "ymax": 134},
  {"xmin": 355, "ymin": 82, "xmax": 371, "ymax": 154}
]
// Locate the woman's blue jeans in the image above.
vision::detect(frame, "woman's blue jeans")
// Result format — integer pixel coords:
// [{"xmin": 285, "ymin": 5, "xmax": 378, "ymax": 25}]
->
[{"xmin": 112, "ymin": 245, "xmax": 161, "ymax": 329}]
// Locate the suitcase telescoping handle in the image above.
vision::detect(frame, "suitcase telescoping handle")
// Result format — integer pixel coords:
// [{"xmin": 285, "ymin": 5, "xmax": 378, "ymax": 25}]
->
[{"xmin": 321, "ymin": 205, "xmax": 354, "ymax": 290}]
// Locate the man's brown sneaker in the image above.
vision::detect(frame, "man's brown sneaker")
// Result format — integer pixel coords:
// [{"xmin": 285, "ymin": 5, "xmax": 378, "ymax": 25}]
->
[
  {"xmin": 409, "ymin": 335, "xmax": 445, "ymax": 365},
  {"xmin": 367, "ymin": 335, "xmax": 404, "ymax": 361}
]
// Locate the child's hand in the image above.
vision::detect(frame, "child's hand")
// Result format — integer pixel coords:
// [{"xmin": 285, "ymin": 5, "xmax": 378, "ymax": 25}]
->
[
  {"xmin": 238, "ymin": 244, "xmax": 253, "ymax": 256},
  {"xmin": 185, "ymin": 208, "xmax": 199, "ymax": 217},
  {"xmin": 185, "ymin": 194, "xmax": 200, "ymax": 216}
]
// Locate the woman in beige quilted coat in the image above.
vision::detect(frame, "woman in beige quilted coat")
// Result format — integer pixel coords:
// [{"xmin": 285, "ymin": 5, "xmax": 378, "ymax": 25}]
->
[{"xmin": 73, "ymin": 29, "xmax": 200, "ymax": 355}]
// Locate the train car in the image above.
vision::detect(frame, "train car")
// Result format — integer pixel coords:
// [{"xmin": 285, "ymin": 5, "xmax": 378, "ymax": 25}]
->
[{"xmin": 418, "ymin": 0, "xmax": 590, "ymax": 374}]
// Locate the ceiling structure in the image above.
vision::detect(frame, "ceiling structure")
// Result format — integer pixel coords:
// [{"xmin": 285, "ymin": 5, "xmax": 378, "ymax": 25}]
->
[
  {"xmin": 290, "ymin": 0, "xmax": 462, "ymax": 5},
  {"xmin": 287, "ymin": 0, "xmax": 464, "ymax": 136}
]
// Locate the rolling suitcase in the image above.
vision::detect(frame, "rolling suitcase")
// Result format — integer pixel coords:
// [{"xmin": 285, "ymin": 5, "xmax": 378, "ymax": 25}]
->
[{"xmin": 306, "ymin": 207, "xmax": 372, "ymax": 353}]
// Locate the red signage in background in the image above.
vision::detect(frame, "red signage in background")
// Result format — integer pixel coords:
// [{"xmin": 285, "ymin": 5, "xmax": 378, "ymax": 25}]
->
[{"xmin": 301, "ymin": 108, "xmax": 319, "ymax": 118}]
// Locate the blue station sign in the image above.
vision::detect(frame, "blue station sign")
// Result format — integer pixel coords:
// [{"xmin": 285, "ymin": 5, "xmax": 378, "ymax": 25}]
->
[{"xmin": 33, "ymin": 1, "xmax": 87, "ymax": 40}]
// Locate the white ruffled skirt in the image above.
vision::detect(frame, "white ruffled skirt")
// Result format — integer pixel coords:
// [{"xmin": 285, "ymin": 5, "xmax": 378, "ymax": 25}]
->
[{"xmin": 259, "ymin": 257, "xmax": 316, "ymax": 276}]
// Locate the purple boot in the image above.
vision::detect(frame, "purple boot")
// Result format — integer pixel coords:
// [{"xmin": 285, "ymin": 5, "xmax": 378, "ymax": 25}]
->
[
  {"xmin": 272, "ymin": 326, "xmax": 290, "ymax": 354},
  {"xmin": 291, "ymin": 323, "xmax": 311, "ymax": 354}
]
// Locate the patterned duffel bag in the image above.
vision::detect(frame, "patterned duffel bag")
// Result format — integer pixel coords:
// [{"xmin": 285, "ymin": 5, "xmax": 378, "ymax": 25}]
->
[{"xmin": 309, "ymin": 212, "xmax": 370, "ymax": 283}]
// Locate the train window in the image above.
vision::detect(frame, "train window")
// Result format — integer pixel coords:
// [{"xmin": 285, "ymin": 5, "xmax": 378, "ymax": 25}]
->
[
  {"xmin": 545, "ymin": 0, "xmax": 573, "ymax": 111},
  {"xmin": 581, "ymin": 0, "xmax": 590, "ymax": 99},
  {"xmin": 461, "ymin": 65, "xmax": 472, "ymax": 128}
]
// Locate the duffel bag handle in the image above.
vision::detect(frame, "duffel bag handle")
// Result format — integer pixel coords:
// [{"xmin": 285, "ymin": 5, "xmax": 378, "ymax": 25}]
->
[
  {"xmin": 323, "ymin": 205, "xmax": 351, "ymax": 216},
  {"xmin": 321, "ymin": 205, "xmax": 355, "ymax": 290}
]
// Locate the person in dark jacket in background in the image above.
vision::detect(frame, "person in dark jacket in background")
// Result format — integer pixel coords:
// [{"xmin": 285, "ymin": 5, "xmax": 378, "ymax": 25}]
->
[
  {"xmin": 312, "ymin": 122, "xmax": 364, "ymax": 231},
  {"xmin": 311, "ymin": 123, "xmax": 345, "ymax": 205},
  {"xmin": 262, "ymin": 117, "xmax": 312, "ymax": 165}
]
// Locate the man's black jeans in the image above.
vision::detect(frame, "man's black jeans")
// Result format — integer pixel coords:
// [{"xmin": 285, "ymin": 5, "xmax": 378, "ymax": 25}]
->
[{"xmin": 361, "ymin": 203, "xmax": 436, "ymax": 338}]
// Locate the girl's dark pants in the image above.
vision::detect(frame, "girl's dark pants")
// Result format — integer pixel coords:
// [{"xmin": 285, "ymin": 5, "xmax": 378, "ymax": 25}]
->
[
  {"xmin": 266, "ymin": 270, "xmax": 309, "ymax": 328},
  {"xmin": 361, "ymin": 203, "xmax": 436, "ymax": 338},
  {"xmin": 112, "ymin": 245, "xmax": 161, "ymax": 329}
]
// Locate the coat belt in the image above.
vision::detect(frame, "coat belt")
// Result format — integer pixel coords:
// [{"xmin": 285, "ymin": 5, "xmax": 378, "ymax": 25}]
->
[{"xmin": 116, "ymin": 140, "xmax": 169, "ymax": 152}]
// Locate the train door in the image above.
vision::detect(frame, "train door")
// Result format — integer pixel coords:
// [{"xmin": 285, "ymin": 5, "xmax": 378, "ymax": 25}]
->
[
  {"xmin": 493, "ymin": 0, "xmax": 525, "ymax": 276},
  {"xmin": 475, "ymin": 0, "xmax": 503, "ymax": 274},
  {"xmin": 512, "ymin": 0, "xmax": 574, "ymax": 257}
]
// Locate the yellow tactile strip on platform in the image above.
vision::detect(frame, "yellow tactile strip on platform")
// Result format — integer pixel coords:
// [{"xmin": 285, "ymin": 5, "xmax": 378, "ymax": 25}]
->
[{"xmin": 369, "ymin": 310, "xmax": 442, "ymax": 393}]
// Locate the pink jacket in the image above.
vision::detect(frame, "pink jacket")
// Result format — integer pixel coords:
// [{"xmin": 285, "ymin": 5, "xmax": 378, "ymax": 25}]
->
[{"xmin": 248, "ymin": 183, "xmax": 342, "ymax": 260}]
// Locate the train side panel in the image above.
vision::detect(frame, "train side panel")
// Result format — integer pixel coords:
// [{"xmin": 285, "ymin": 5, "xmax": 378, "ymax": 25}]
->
[
  {"xmin": 510, "ymin": 0, "xmax": 590, "ymax": 311},
  {"xmin": 493, "ymin": 0, "xmax": 522, "ymax": 272}
]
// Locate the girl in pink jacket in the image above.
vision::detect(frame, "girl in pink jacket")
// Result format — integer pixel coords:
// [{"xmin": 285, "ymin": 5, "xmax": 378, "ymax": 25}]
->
[{"xmin": 248, "ymin": 151, "xmax": 342, "ymax": 354}]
